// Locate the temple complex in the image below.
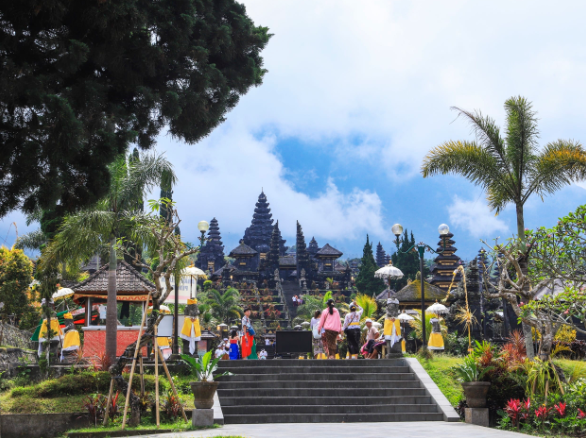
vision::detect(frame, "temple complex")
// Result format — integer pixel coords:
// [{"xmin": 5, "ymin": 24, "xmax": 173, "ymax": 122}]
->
[
  {"xmin": 195, "ymin": 217, "xmax": 226, "ymax": 274},
  {"xmin": 429, "ymin": 231, "xmax": 462, "ymax": 291}
]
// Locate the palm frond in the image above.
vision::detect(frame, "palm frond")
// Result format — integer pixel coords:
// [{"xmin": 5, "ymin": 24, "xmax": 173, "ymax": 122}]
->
[
  {"xmin": 504, "ymin": 96, "xmax": 540, "ymax": 179},
  {"xmin": 524, "ymin": 140, "xmax": 586, "ymax": 202},
  {"xmin": 14, "ymin": 229, "xmax": 48, "ymax": 250},
  {"xmin": 422, "ymin": 140, "xmax": 515, "ymax": 202}
]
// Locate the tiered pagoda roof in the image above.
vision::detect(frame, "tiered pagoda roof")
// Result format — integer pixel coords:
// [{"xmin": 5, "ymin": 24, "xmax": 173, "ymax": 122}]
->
[
  {"xmin": 308, "ymin": 237, "xmax": 320, "ymax": 257},
  {"xmin": 430, "ymin": 232, "xmax": 462, "ymax": 291},
  {"xmin": 243, "ymin": 191, "xmax": 274, "ymax": 254},
  {"xmin": 229, "ymin": 242, "xmax": 258, "ymax": 257},
  {"xmin": 195, "ymin": 217, "xmax": 226, "ymax": 272},
  {"xmin": 316, "ymin": 243, "xmax": 343, "ymax": 258},
  {"xmin": 376, "ymin": 242, "xmax": 387, "ymax": 268}
]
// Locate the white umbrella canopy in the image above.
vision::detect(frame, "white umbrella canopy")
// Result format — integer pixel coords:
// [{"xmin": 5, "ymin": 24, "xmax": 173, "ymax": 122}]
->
[
  {"xmin": 374, "ymin": 262, "xmax": 404, "ymax": 280},
  {"xmin": 52, "ymin": 288, "xmax": 74, "ymax": 301},
  {"xmin": 427, "ymin": 302, "xmax": 449, "ymax": 315},
  {"xmin": 398, "ymin": 312, "xmax": 414, "ymax": 321},
  {"xmin": 182, "ymin": 266, "xmax": 207, "ymax": 278},
  {"xmin": 148, "ymin": 304, "xmax": 171, "ymax": 314}
]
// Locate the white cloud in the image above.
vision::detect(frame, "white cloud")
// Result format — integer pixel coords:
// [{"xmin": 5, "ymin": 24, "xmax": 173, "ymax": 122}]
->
[
  {"xmin": 158, "ymin": 125, "xmax": 388, "ymax": 250},
  {"xmin": 448, "ymin": 195, "xmax": 509, "ymax": 239}
]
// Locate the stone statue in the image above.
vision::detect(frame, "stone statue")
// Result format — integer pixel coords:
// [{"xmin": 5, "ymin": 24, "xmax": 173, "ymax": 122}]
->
[
  {"xmin": 180, "ymin": 298, "xmax": 202, "ymax": 357},
  {"xmin": 60, "ymin": 312, "xmax": 81, "ymax": 363},
  {"xmin": 383, "ymin": 298, "xmax": 403, "ymax": 358},
  {"xmin": 274, "ymin": 268, "xmax": 280, "ymax": 283}
]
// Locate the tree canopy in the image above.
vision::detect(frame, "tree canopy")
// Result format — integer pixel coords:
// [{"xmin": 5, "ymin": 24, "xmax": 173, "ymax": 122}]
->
[
  {"xmin": 355, "ymin": 235, "xmax": 386, "ymax": 297},
  {"xmin": 0, "ymin": 0, "xmax": 271, "ymax": 218}
]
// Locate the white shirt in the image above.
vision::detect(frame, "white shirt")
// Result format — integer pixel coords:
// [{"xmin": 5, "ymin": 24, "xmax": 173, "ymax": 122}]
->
[
  {"xmin": 343, "ymin": 305, "xmax": 363, "ymax": 331},
  {"xmin": 259, "ymin": 350, "xmax": 268, "ymax": 359}
]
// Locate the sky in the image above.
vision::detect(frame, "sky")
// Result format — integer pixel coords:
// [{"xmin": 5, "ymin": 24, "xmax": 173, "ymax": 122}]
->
[{"xmin": 2, "ymin": 0, "xmax": 586, "ymax": 261}]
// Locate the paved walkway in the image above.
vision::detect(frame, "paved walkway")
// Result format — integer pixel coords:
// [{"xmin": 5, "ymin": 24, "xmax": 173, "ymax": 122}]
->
[{"xmin": 141, "ymin": 422, "xmax": 527, "ymax": 438}]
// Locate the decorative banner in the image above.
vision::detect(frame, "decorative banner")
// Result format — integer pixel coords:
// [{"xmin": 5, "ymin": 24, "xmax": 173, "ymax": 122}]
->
[{"xmin": 73, "ymin": 293, "xmax": 151, "ymax": 302}]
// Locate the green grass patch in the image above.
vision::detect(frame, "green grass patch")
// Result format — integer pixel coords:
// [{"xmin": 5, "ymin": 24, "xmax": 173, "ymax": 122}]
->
[
  {"xmin": 68, "ymin": 417, "xmax": 221, "ymax": 433},
  {"xmin": 418, "ymin": 355, "xmax": 464, "ymax": 407}
]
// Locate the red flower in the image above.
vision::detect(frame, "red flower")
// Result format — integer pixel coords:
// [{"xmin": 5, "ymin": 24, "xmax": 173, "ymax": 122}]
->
[
  {"xmin": 554, "ymin": 402, "xmax": 566, "ymax": 417},
  {"xmin": 524, "ymin": 398, "xmax": 531, "ymax": 410},
  {"xmin": 535, "ymin": 406, "xmax": 550, "ymax": 420},
  {"xmin": 578, "ymin": 409, "xmax": 586, "ymax": 419},
  {"xmin": 505, "ymin": 399, "xmax": 522, "ymax": 425}
]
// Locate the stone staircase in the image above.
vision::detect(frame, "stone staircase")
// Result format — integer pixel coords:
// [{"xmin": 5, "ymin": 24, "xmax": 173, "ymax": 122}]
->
[
  {"xmin": 216, "ymin": 359, "xmax": 445, "ymax": 424},
  {"xmin": 281, "ymin": 281, "xmax": 303, "ymax": 319}
]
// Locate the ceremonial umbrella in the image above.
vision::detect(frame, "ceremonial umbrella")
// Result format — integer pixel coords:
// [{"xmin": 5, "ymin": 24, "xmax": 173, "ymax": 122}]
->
[
  {"xmin": 374, "ymin": 261, "xmax": 404, "ymax": 280},
  {"xmin": 52, "ymin": 288, "xmax": 74, "ymax": 301},
  {"xmin": 148, "ymin": 304, "xmax": 171, "ymax": 314},
  {"xmin": 426, "ymin": 302, "xmax": 449, "ymax": 315},
  {"xmin": 398, "ymin": 312, "xmax": 414, "ymax": 321}
]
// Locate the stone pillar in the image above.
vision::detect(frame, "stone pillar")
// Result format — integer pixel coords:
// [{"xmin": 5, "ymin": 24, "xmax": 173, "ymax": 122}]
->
[
  {"xmin": 465, "ymin": 408, "xmax": 489, "ymax": 427},
  {"xmin": 192, "ymin": 409, "xmax": 214, "ymax": 426}
]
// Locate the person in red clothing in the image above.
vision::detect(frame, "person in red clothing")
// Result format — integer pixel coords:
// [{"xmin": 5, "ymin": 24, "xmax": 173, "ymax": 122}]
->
[{"xmin": 317, "ymin": 298, "xmax": 342, "ymax": 359}]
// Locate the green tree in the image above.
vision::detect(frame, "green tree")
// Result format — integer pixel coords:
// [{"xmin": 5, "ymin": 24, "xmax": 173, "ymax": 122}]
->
[
  {"xmin": 43, "ymin": 151, "xmax": 175, "ymax": 361},
  {"xmin": 421, "ymin": 96, "xmax": 586, "ymax": 357},
  {"xmin": 0, "ymin": 0, "xmax": 271, "ymax": 218},
  {"xmin": 0, "ymin": 247, "xmax": 38, "ymax": 330},
  {"xmin": 391, "ymin": 229, "xmax": 425, "ymax": 289},
  {"xmin": 355, "ymin": 235, "xmax": 386, "ymax": 297},
  {"xmin": 205, "ymin": 288, "xmax": 242, "ymax": 325}
]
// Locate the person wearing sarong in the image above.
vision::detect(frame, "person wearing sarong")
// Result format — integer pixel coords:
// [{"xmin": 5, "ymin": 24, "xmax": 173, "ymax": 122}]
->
[
  {"xmin": 428, "ymin": 317, "xmax": 444, "ymax": 351},
  {"xmin": 343, "ymin": 301, "xmax": 363, "ymax": 359},
  {"xmin": 362, "ymin": 318, "xmax": 381, "ymax": 358},
  {"xmin": 241, "ymin": 308, "xmax": 256, "ymax": 360},
  {"xmin": 317, "ymin": 299, "xmax": 341, "ymax": 359},
  {"xmin": 229, "ymin": 330, "xmax": 240, "ymax": 360},
  {"xmin": 310, "ymin": 310, "xmax": 326, "ymax": 359}
]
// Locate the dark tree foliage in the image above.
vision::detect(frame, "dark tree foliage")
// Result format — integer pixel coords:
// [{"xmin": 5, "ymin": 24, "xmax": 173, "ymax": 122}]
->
[
  {"xmin": 391, "ymin": 229, "xmax": 428, "ymax": 289},
  {"xmin": 355, "ymin": 235, "xmax": 386, "ymax": 297},
  {"xmin": 0, "ymin": 0, "xmax": 271, "ymax": 217}
]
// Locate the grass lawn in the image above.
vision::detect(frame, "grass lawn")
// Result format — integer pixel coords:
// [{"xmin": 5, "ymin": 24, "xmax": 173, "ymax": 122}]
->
[{"xmin": 417, "ymin": 355, "xmax": 464, "ymax": 407}]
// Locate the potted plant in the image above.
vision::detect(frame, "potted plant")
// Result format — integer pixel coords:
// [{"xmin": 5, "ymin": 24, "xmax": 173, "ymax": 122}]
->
[
  {"xmin": 181, "ymin": 351, "xmax": 233, "ymax": 409},
  {"xmin": 454, "ymin": 355, "xmax": 492, "ymax": 408}
]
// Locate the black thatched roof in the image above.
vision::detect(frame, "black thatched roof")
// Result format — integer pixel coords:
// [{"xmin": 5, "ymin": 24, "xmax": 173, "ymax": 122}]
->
[
  {"xmin": 316, "ymin": 243, "xmax": 343, "ymax": 257},
  {"xmin": 72, "ymin": 260, "xmax": 156, "ymax": 294},
  {"xmin": 279, "ymin": 255, "xmax": 296, "ymax": 266},
  {"xmin": 229, "ymin": 242, "xmax": 258, "ymax": 256}
]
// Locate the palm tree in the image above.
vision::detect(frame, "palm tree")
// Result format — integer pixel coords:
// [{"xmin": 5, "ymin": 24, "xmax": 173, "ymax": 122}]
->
[
  {"xmin": 422, "ymin": 96, "xmax": 586, "ymax": 357},
  {"xmin": 44, "ymin": 151, "xmax": 175, "ymax": 361},
  {"xmin": 205, "ymin": 288, "xmax": 242, "ymax": 325},
  {"xmin": 340, "ymin": 293, "xmax": 378, "ymax": 321}
]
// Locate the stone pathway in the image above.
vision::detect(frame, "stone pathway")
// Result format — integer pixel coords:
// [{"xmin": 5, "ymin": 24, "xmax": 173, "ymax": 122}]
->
[{"xmin": 140, "ymin": 421, "xmax": 527, "ymax": 438}]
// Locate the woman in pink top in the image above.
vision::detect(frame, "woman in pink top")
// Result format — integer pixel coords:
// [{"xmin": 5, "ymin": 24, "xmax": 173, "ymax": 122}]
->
[{"xmin": 318, "ymin": 299, "xmax": 342, "ymax": 359}]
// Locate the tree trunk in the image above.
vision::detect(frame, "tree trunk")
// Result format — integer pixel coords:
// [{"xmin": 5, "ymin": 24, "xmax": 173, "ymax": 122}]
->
[
  {"xmin": 106, "ymin": 237, "xmax": 118, "ymax": 363},
  {"xmin": 516, "ymin": 203, "xmax": 535, "ymax": 359},
  {"xmin": 539, "ymin": 323, "xmax": 555, "ymax": 361}
]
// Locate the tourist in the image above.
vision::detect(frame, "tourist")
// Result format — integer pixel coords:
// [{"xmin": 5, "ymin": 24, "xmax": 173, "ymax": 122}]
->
[
  {"xmin": 229, "ymin": 330, "xmax": 240, "ymax": 360},
  {"xmin": 292, "ymin": 295, "xmax": 298, "ymax": 307},
  {"xmin": 259, "ymin": 349, "xmax": 268, "ymax": 360},
  {"xmin": 362, "ymin": 318, "xmax": 380, "ymax": 358},
  {"xmin": 343, "ymin": 301, "xmax": 363, "ymax": 359},
  {"xmin": 310, "ymin": 310, "xmax": 326, "ymax": 359},
  {"xmin": 241, "ymin": 307, "xmax": 257, "ymax": 360},
  {"xmin": 317, "ymin": 298, "xmax": 342, "ymax": 359}
]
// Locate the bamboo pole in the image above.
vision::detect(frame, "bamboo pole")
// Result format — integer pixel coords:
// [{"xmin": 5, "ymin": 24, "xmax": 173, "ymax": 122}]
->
[
  {"xmin": 121, "ymin": 292, "xmax": 151, "ymax": 430},
  {"xmin": 139, "ymin": 356, "xmax": 145, "ymax": 397},
  {"xmin": 156, "ymin": 345, "xmax": 188, "ymax": 423},
  {"xmin": 154, "ymin": 325, "xmax": 160, "ymax": 428},
  {"xmin": 102, "ymin": 378, "xmax": 115, "ymax": 426}
]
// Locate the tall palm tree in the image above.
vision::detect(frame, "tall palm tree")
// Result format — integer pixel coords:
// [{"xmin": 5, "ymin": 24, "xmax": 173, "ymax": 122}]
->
[
  {"xmin": 421, "ymin": 96, "xmax": 586, "ymax": 357},
  {"xmin": 205, "ymin": 288, "xmax": 242, "ymax": 325},
  {"xmin": 44, "ymin": 151, "xmax": 176, "ymax": 361}
]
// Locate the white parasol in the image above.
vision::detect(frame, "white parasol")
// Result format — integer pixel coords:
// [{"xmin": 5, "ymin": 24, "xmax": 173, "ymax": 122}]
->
[
  {"xmin": 182, "ymin": 265, "xmax": 207, "ymax": 298},
  {"xmin": 374, "ymin": 261, "xmax": 404, "ymax": 280},
  {"xmin": 426, "ymin": 302, "xmax": 449, "ymax": 315},
  {"xmin": 398, "ymin": 312, "xmax": 414, "ymax": 321},
  {"xmin": 148, "ymin": 304, "xmax": 171, "ymax": 314},
  {"xmin": 52, "ymin": 288, "xmax": 74, "ymax": 301}
]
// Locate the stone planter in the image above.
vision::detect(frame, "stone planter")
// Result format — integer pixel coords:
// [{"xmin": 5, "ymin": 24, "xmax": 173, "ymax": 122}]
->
[
  {"xmin": 190, "ymin": 381, "xmax": 219, "ymax": 409},
  {"xmin": 462, "ymin": 381, "xmax": 491, "ymax": 408}
]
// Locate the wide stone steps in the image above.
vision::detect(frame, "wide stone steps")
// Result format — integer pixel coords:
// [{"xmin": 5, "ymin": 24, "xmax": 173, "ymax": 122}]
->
[
  {"xmin": 218, "ymin": 395, "xmax": 435, "ymax": 406},
  {"xmin": 215, "ymin": 359, "xmax": 444, "ymax": 424}
]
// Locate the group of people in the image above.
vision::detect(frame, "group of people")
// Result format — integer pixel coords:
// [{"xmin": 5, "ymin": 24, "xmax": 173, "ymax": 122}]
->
[
  {"xmin": 311, "ymin": 299, "xmax": 388, "ymax": 360},
  {"xmin": 213, "ymin": 306, "xmax": 269, "ymax": 360},
  {"xmin": 292, "ymin": 295, "xmax": 304, "ymax": 307}
]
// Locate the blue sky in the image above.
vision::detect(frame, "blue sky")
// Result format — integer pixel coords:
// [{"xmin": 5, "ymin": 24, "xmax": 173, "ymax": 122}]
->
[{"xmin": 2, "ymin": 0, "xmax": 586, "ymax": 262}]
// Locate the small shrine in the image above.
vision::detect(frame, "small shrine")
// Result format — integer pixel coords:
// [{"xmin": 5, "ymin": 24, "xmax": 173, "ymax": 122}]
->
[
  {"xmin": 395, "ymin": 272, "xmax": 447, "ymax": 309},
  {"xmin": 429, "ymin": 231, "xmax": 462, "ymax": 291},
  {"xmin": 71, "ymin": 260, "xmax": 155, "ymax": 358}
]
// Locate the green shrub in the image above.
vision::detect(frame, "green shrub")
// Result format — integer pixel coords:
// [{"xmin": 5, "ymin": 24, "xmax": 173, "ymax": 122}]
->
[{"xmin": 11, "ymin": 371, "xmax": 169, "ymax": 398}]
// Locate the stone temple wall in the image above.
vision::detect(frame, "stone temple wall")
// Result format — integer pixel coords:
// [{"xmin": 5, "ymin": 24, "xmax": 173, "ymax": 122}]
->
[{"xmin": 0, "ymin": 323, "xmax": 34, "ymax": 350}]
